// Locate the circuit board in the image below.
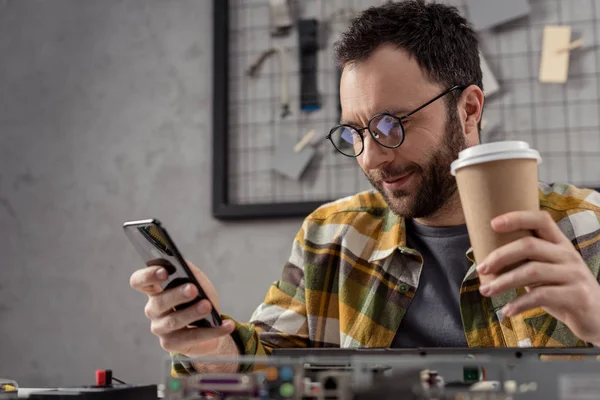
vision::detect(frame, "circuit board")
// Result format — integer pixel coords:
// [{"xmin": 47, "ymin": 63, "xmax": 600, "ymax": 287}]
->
[{"xmin": 163, "ymin": 349, "xmax": 600, "ymax": 400}]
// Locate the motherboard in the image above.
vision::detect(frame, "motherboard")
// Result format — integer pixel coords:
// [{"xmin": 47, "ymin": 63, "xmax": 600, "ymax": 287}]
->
[{"xmin": 162, "ymin": 348, "xmax": 600, "ymax": 400}]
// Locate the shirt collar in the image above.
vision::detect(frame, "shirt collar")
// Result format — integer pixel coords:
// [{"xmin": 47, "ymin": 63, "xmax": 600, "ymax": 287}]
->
[
  {"xmin": 368, "ymin": 207, "xmax": 404, "ymax": 263},
  {"xmin": 367, "ymin": 206, "xmax": 478, "ymax": 266},
  {"xmin": 466, "ymin": 247, "xmax": 475, "ymax": 263}
]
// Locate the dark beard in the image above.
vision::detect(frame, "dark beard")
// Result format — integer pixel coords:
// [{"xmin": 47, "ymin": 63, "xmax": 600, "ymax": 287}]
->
[{"xmin": 364, "ymin": 108, "xmax": 468, "ymax": 218}]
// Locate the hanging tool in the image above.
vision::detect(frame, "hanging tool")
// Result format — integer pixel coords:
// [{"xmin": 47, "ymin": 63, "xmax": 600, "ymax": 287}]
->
[
  {"xmin": 294, "ymin": 129, "xmax": 316, "ymax": 153},
  {"xmin": 269, "ymin": 0, "xmax": 294, "ymax": 37},
  {"xmin": 298, "ymin": 18, "xmax": 321, "ymax": 112},
  {"xmin": 247, "ymin": 46, "xmax": 291, "ymax": 119},
  {"xmin": 272, "ymin": 131, "xmax": 317, "ymax": 181}
]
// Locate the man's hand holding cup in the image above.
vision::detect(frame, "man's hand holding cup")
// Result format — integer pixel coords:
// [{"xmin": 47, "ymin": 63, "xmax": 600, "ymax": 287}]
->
[
  {"xmin": 451, "ymin": 141, "xmax": 600, "ymax": 346},
  {"xmin": 477, "ymin": 209, "xmax": 600, "ymax": 346}
]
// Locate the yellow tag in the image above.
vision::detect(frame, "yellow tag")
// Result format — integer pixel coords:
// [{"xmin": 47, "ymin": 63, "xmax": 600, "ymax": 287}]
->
[
  {"xmin": 1, "ymin": 384, "xmax": 16, "ymax": 392},
  {"xmin": 539, "ymin": 26, "xmax": 572, "ymax": 83}
]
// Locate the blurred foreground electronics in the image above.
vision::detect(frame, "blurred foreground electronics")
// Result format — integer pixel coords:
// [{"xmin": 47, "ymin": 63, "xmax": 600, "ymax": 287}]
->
[
  {"xmin": 19, "ymin": 385, "xmax": 157, "ymax": 399},
  {"xmin": 164, "ymin": 348, "xmax": 600, "ymax": 400}
]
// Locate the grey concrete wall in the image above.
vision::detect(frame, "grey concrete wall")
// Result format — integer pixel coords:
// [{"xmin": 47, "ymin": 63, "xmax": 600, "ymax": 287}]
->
[{"xmin": 0, "ymin": 0, "xmax": 300, "ymax": 387}]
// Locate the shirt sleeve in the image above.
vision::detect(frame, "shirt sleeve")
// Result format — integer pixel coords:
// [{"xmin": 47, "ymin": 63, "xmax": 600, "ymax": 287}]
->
[
  {"xmin": 575, "ymin": 208, "xmax": 600, "ymax": 348},
  {"xmin": 582, "ymin": 209, "xmax": 600, "ymax": 284},
  {"xmin": 171, "ymin": 220, "xmax": 311, "ymax": 375},
  {"xmin": 593, "ymin": 209, "xmax": 600, "ymax": 352}
]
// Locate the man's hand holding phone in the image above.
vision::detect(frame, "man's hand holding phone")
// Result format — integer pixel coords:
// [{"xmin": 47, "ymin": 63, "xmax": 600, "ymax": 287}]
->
[{"xmin": 129, "ymin": 260, "xmax": 237, "ymax": 360}]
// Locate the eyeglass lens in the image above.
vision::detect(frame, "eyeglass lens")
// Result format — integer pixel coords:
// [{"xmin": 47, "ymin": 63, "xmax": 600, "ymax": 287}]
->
[{"xmin": 330, "ymin": 114, "xmax": 404, "ymax": 156}]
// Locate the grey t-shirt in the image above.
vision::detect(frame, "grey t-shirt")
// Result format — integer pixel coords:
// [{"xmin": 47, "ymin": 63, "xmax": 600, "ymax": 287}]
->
[{"xmin": 391, "ymin": 219, "xmax": 471, "ymax": 348}]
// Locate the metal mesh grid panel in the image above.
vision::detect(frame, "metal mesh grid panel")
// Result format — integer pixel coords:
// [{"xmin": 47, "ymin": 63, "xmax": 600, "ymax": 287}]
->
[{"xmin": 223, "ymin": 0, "xmax": 600, "ymax": 209}]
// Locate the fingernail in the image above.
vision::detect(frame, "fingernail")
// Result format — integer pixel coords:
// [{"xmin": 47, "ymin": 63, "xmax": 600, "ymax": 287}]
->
[
  {"xmin": 476, "ymin": 262, "xmax": 487, "ymax": 274},
  {"xmin": 156, "ymin": 268, "xmax": 167, "ymax": 280},
  {"xmin": 479, "ymin": 284, "xmax": 491, "ymax": 296},
  {"xmin": 501, "ymin": 305, "xmax": 513, "ymax": 317},
  {"xmin": 492, "ymin": 217, "xmax": 506, "ymax": 230},
  {"xmin": 182, "ymin": 284, "xmax": 194, "ymax": 297},
  {"xmin": 223, "ymin": 320, "xmax": 234, "ymax": 329}
]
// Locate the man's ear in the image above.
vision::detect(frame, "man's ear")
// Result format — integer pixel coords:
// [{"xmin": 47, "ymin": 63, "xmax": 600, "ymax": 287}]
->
[{"xmin": 458, "ymin": 85, "xmax": 484, "ymax": 139}]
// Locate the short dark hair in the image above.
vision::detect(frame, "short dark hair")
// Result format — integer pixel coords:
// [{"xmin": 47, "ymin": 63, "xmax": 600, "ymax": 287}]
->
[{"xmin": 334, "ymin": 0, "xmax": 483, "ymax": 116}]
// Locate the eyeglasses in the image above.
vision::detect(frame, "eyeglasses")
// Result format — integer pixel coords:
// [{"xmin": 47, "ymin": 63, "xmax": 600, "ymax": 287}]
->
[{"xmin": 327, "ymin": 85, "xmax": 465, "ymax": 157}]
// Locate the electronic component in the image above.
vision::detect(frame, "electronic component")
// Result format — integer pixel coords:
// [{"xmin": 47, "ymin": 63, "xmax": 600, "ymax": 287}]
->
[
  {"xmin": 165, "ymin": 349, "xmax": 600, "ymax": 400},
  {"xmin": 263, "ymin": 364, "xmax": 300, "ymax": 400},
  {"xmin": 316, "ymin": 371, "xmax": 351, "ymax": 400},
  {"xmin": 166, "ymin": 364, "xmax": 303, "ymax": 400},
  {"xmin": 165, "ymin": 373, "xmax": 260, "ymax": 399}
]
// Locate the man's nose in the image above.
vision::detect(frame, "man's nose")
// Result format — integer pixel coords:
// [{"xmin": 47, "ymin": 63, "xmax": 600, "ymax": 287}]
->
[{"xmin": 360, "ymin": 135, "xmax": 395, "ymax": 170}]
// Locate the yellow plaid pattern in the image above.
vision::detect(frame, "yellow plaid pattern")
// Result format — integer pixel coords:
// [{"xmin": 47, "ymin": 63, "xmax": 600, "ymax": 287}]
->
[{"xmin": 173, "ymin": 182, "xmax": 600, "ymax": 374}]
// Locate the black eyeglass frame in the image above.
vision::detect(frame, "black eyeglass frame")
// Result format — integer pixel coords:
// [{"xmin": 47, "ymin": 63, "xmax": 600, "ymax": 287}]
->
[{"xmin": 326, "ymin": 84, "xmax": 466, "ymax": 157}]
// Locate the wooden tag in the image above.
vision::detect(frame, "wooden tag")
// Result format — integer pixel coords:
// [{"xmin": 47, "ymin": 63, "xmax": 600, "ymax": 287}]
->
[{"xmin": 539, "ymin": 26, "xmax": 572, "ymax": 83}]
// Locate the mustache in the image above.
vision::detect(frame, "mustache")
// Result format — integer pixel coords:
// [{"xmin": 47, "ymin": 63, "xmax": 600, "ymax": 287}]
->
[{"xmin": 370, "ymin": 164, "xmax": 422, "ymax": 182}]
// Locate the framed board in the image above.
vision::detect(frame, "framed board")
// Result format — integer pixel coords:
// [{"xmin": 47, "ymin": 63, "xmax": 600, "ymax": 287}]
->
[{"xmin": 212, "ymin": 0, "xmax": 600, "ymax": 220}]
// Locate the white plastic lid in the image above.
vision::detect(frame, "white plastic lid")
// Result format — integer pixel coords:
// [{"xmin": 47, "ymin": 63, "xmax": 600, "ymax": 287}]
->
[{"xmin": 450, "ymin": 141, "xmax": 542, "ymax": 176}]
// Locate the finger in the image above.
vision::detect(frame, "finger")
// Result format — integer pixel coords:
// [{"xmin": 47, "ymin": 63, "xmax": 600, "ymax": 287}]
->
[
  {"xmin": 479, "ymin": 261, "xmax": 564, "ymax": 297},
  {"xmin": 151, "ymin": 299, "xmax": 213, "ymax": 336},
  {"xmin": 130, "ymin": 266, "xmax": 169, "ymax": 295},
  {"xmin": 501, "ymin": 285, "xmax": 563, "ymax": 317},
  {"xmin": 491, "ymin": 210, "xmax": 567, "ymax": 245},
  {"xmin": 145, "ymin": 283, "xmax": 198, "ymax": 319},
  {"xmin": 184, "ymin": 260, "xmax": 221, "ymax": 314},
  {"xmin": 478, "ymin": 236, "xmax": 564, "ymax": 275},
  {"xmin": 159, "ymin": 320, "xmax": 236, "ymax": 353}
]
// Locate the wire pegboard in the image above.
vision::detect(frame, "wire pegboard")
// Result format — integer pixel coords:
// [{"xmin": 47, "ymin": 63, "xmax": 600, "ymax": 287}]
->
[{"xmin": 212, "ymin": 0, "xmax": 600, "ymax": 220}]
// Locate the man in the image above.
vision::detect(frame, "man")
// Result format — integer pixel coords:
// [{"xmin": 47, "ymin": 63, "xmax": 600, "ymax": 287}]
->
[{"xmin": 130, "ymin": 1, "xmax": 600, "ymax": 374}]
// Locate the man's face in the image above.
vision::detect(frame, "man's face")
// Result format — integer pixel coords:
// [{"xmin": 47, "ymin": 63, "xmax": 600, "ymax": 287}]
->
[{"xmin": 339, "ymin": 45, "xmax": 469, "ymax": 219}]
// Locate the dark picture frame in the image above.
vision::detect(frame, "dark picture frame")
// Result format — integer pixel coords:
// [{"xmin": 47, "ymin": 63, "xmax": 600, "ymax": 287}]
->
[
  {"xmin": 211, "ymin": 0, "xmax": 331, "ymax": 220},
  {"xmin": 211, "ymin": 1, "xmax": 600, "ymax": 221}
]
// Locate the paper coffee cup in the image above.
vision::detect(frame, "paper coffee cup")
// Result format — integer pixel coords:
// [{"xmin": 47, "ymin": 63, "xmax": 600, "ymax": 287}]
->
[{"xmin": 450, "ymin": 141, "xmax": 542, "ymax": 286}]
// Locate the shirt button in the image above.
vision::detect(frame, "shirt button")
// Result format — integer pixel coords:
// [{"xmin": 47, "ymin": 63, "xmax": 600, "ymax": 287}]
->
[{"xmin": 398, "ymin": 284, "xmax": 409, "ymax": 293}]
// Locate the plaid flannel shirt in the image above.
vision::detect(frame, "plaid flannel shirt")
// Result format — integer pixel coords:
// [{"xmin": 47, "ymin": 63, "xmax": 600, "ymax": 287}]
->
[{"xmin": 173, "ymin": 182, "xmax": 600, "ymax": 375}]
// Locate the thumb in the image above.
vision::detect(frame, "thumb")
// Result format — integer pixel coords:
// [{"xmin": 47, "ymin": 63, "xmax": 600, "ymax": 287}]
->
[{"xmin": 186, "ymin": 260, "xmax": 221, "ymax": 313}]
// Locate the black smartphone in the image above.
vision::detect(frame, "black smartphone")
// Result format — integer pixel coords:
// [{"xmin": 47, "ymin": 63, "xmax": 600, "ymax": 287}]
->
[{"xmin": 123, "ymin": 218, "xmax": 222, "ymax": 328}]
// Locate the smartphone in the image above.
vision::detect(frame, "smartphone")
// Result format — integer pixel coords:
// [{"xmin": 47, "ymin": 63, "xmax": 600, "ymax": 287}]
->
[{"xmin": 123, "ymin": 218, "xmax": 222, "ymax": 328}]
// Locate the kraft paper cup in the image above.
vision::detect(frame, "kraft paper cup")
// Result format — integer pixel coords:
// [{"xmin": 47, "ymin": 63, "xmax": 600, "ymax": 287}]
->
[{"xmin": 450, "ymin": 141, "xmax": 542, "ymax": 286}]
